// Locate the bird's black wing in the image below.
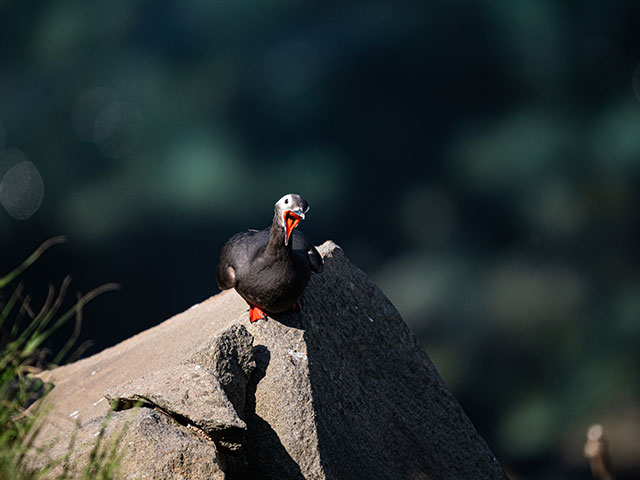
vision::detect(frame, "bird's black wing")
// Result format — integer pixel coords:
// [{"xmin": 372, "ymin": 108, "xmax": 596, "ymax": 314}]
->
[
  {"xmin": 292, "ymin": 230, "xmax": 323, "ymax": 274},
  {"xmin": 216, "ymin": 231, "xmax": 255, "ymax": 290}
]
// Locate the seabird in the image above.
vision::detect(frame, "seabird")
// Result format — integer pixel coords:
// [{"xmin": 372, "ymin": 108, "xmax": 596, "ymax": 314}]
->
[{"xmin": 216, "ymin": 193, "xmax": 323, "ymax": 322}]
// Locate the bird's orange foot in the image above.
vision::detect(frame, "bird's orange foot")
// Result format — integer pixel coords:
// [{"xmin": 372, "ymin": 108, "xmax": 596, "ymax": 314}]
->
[
  {"xmin": 249, "ymin": 305, "xmax": 267, "ymax": 323},
  {"xmin": 292, "ymin": 299, "xmax": 303, "ymax": 313}
]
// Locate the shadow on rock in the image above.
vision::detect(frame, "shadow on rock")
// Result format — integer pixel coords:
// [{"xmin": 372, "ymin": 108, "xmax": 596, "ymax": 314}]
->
[
  {"xmin": 241, "ymin": 344, "xmax": 304, "ymax": 480},
  {"xmin": 302, "ymin": 243, "xmax": 508, "ymax": 480},
  {"xmin": 269, "ymin": 310, "xmax": 305, "ymax": 330}
]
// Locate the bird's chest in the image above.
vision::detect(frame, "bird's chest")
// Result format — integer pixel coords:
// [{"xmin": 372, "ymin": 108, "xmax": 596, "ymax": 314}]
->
[{"xmin": 237, "ymin": 253, "xmax": 310, "ymax": 309}]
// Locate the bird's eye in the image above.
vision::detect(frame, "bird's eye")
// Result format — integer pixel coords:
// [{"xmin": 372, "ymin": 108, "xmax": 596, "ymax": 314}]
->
[{"xmin": 285, "ymin": 198, "xmax": 289, "ymax": 204}]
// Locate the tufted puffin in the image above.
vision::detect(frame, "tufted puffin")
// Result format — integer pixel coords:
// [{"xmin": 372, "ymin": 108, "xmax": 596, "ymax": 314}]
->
[{"xmin": 216, "ymin": 193, "xmax": 323, "ymax": 322}]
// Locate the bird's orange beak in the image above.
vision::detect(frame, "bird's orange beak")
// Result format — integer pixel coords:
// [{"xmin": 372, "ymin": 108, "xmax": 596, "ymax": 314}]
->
[{"xmin": 283, "ymin": 210, "xmax": 303, "ymax": 246}]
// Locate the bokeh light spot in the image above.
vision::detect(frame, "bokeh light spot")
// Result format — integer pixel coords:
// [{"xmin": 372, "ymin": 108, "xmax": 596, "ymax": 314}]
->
[
  {"xmin": 374, "ymin": 254, "xmax": 465, "ymax": 331},
  {"xmin": 163, "ymin": 132, "xmax": 243, "ymax": 211},
  {"xmin": 448, "ymin": 109, "xmax": 566, "ymax": 192},
  {"xmin": 499, "ymin": 394, "xmax": 555, "ymax": 458},
  {"xmin": 0, "ymin": 157, "xmax": 44, "ymax": 220},
  {"xmin": 484, "ymin": 261, "xmax": 585, "ymax": 331},
  {"xmin": 591, "ymin": 101, "xmax": 640, "ymax": 171},
  {"xmin": 94, "ymin": 102, "xmax": 144, "ymax": 158},
  {"xmin": 72, "ymin": 87, "xmax": 120, "ymax": 142},
  {"xmin": 523, "ymin": 177, "xmax": 587, "ymax": 236}
]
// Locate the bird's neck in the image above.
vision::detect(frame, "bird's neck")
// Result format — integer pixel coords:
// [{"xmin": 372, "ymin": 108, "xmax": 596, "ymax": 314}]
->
[{"xmin": 265, "ymin": 212, "xmax": 292, "ymax": 256}]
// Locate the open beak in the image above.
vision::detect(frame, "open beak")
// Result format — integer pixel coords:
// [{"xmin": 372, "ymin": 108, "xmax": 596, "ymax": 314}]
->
[{"xmin": 283, "ymin": 209, "xmax": 305, "ymax": 246}]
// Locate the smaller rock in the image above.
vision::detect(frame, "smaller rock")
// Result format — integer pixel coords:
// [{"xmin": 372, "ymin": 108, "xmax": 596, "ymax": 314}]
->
[
  {"xmin": 105, "ymin": 363, "xmax": 246, "ymax": 450},
  {"xmin": 92, "ymin": 408, "xmax": 225, "ymax": 479},
  {"xmin": 27, "ymin": 408, "xmax": 225, "ymax": 480},
  {"xmin": 186, "ymin": 323, "xmax": 256, "ymax": 420}
]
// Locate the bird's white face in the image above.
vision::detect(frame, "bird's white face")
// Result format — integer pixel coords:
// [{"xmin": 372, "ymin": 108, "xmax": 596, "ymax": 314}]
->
[
  {"xmin": 275, "ymin": 194, "xmax": 294, "ymax": 218},
  {"xmin": 274, "ymin": 193, "xmax": 310, "ymax": 245}
]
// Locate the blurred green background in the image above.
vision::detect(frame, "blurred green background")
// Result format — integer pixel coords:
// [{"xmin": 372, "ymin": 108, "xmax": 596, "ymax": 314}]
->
[{"xmin": 2, "ymin": 0, "xmax": 640, "ymax": 478}]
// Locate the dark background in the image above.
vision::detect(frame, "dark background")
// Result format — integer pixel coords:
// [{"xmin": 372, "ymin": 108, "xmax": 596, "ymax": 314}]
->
[{"xmin": 2, "ymin": 1, "xmax": 640, "ymax": 478}]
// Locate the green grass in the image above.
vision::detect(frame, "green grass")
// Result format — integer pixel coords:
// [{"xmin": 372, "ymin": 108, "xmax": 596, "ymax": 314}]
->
[{"xmin": 0, "ymin": 237, "xmax": 123, "ymax": 479}]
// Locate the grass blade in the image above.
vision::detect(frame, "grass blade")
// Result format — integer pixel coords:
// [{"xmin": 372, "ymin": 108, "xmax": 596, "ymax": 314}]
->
[{"xmin": 0, "ymin": 236, "xmax": 67, "ymax": 289}]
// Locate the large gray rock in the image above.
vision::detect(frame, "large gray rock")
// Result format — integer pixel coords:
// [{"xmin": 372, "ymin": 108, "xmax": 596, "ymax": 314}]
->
[
  {"xmin": 242, "ymin": 242, "xmax": 506, "ymax": 480},
  {"xmin": 31, "ymin": 241, "xmax": 508, "ymax": 480}
]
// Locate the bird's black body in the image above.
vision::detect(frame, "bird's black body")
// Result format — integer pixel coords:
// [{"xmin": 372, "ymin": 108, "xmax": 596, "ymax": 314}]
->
[{"xmin": 216, "ymin": 194, "xmax": 322, "ymax": 316}]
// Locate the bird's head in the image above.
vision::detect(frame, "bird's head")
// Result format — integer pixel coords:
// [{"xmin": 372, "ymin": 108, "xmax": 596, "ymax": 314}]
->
[{"xmin": 274, "ymin": 193, "xmax": 309, "ymax": 246}]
